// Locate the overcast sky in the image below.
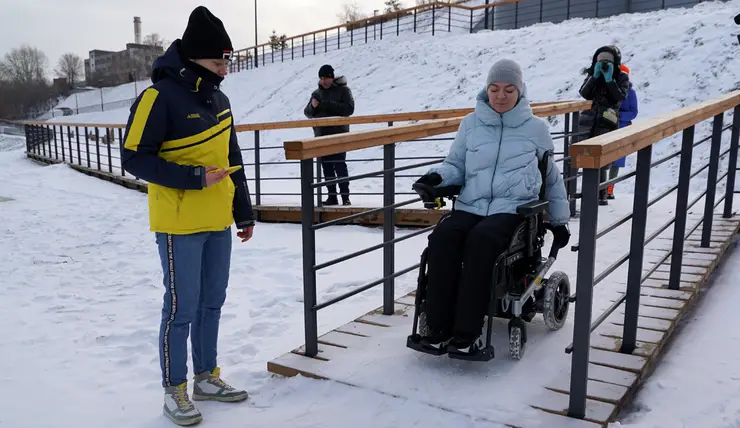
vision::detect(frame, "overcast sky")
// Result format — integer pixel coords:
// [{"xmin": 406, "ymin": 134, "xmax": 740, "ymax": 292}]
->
[{"xmin": 0, "ymin": 0, "xmax": 390, "ymax": 77}]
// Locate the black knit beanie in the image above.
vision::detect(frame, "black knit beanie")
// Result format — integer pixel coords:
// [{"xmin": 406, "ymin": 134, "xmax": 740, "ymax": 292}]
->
[
  {"xmin": 318, "ymin": 64, "xmax": 334, "ymax": 79},
  {"xmin": 181, "ymin": 6, "xmax": 234, "ymax": 60}
]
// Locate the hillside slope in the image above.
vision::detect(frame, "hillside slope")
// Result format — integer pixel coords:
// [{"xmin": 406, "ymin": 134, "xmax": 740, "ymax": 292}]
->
[{"xmin": 51, "ymin": 0, "xmax": 739, "ymax": 127}]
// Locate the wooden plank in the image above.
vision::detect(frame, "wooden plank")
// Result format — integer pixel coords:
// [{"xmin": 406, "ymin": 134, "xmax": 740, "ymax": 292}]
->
[
  {"xmin": 267, "ymin": 352, "xmax": 328, "ymax": 380},
  {"xmin": 586, "ymin": 363, "xmax": 638, "ymax": 388},
  {"xmin": 547, "ymin": 374, "xmax": 629, "ymax": 404},
  {"xmin": 293, "ymin": 343, "xmax": 347, "ymax": 361},
  {"xmin": 396, "ymin": 295, "xmax": 416, "ymax": 306},
  {"xmin": 514, "ymin": 409, "xmax": 603, "ymax": 428},
  {"xmin": 589, "ymin": 334, "xmax": 657, "ymax": 359},
  {"xmin": 610, "ymin": 295, "xmax": 684, "ymax": 310},
  {"xmin": 595, "ymin": 323, "xmax": 665, "ymax": 344},
  {"xmin": 617, "ymin": 305, "xmax": 680, "ymax": 322},
  {"xmin": 335, "ymin": 321, "xmax": 387, "ymax": 337},
  {"xmin": 646, "ymin": 270, "xmax": 704, "ymax": 283},
  {"xmin": 653, "ymin": 263, "xmax": 708, "ymax": 275},
  {"xmin": 318, "ymin": 331, "xmax": 370, "ymax": 349},
  {"xmin": 530, "ymin": 388, "xmax": 617, "ymax": 425},
  {"xmin": 589, "ymin": 348, "xmax": 647, "ymax": 373},
  {"xmin": 606, "ymin": 313, "xmax": 672, "ymax": 331}
]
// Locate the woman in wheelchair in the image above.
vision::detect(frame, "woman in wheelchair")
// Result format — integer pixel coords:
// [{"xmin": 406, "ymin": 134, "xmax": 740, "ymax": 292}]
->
[{"xmin": 412, "ymin": 59, "xmax": 571, "ymax": 356}]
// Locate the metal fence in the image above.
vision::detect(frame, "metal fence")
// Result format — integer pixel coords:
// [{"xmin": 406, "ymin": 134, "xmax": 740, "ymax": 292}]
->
[
  {"xmin": 22, "ymin": 111, "xmax": 587, "ymax": 219},
  {"xmin": 564, "ymin": 100, "xmax": 740, "ymax": 418},
  {"xmin": 285, "ymin": 109, "xmax": 585, "ymax": 356}
]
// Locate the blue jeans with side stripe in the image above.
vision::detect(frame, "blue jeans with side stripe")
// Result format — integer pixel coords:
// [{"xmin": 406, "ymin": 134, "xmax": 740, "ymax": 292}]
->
[{"xmin": 155, "ymin": 227, "xmax": 232, "ymax": 388}]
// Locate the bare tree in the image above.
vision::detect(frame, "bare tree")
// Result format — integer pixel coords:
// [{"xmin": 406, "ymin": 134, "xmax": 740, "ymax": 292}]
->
[
  {"xmin": 143, "ymin": 33, "xmax": 168, "ymax": 48},
  {"xmin": 0, "ymin": 45, "xmax": 48, "ymax": 85},
  {"xmin": 337, "ymin": 1, "xmax": 366, "ymax": 24},
  {"xmin": 415, "ymin": 0, "xmax": 436, "ymax": 4},
  {"xmin": 55, "ymin": 53, "xmax": 83, "ymax": 87},
  {"xmin": 385, "ymin": 0, "xmax": 404, "ymax": 13}
]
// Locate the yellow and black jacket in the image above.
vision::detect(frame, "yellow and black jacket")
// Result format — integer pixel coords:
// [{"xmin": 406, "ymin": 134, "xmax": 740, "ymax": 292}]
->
[{"xmin": 121, "ymin": 41, "xmax": 253, "ymax": 234}]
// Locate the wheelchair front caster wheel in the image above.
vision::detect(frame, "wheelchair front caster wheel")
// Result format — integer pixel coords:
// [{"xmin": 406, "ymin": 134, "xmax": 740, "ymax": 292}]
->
[{"xmin": 508, "ymin": 318, "xmax": 527, "ymax": 360}]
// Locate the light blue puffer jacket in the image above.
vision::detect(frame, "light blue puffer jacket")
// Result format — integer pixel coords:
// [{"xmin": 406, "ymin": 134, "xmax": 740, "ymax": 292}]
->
[{"xmin": 427, "ymin": 86, "xmax": 570, "ymax": 226}]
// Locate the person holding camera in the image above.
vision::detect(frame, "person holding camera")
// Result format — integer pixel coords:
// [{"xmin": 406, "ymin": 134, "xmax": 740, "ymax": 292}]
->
[{"xmin": 577, "ymin": 45, "xmax": 630, "ymax": 205}]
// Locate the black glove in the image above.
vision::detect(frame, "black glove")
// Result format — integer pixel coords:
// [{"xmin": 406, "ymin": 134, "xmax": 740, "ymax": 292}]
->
[
  {"xmin": 552, "ymin": 224, "xmax": 571, "ymax": 248},
  {"xmin": 415, "ymin": 172, "xmax": 442, "ymax": 187}
]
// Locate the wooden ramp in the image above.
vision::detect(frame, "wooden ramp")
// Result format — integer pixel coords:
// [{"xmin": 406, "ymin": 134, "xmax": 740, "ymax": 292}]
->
[{"xmin": 267, "ymin": 211, "xmax": 740, "ymax": 428}]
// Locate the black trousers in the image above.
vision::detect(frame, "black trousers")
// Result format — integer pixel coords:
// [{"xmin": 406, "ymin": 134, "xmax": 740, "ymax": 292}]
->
[
  {"xmin": 320, "ymin": 152, "xmax": 349, "ymax": 197},
  {"xmin": 424, "ymin": 210, "xmax": 522, "ymax": 341}
]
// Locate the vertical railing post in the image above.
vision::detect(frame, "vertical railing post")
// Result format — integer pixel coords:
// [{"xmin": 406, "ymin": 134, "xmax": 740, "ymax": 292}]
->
[
  {"xmin": 300, "ymin": 159, "xmax": 318, "ymax": 357},
  {"xmin": 53, "ymin": 126, "xmax": 59, "ymax": 159},
  {"xmin": 567, "ymin": 167, "xmax": 600, "ymax": 419},
  {"xmin": 621, "ymin": 145, "xmax": 652, "ymax": 354},
  {"xmin": 724, "ymin": 105, "xmax": 740, "ymax": 218},
  {"xmin": 67, "ymin": 126, "xmax": 73, "ymax": 163},
  {"xmin": 338, "ymin": 28, "xmax": 341, "ymax": 50},
  {"xmin": 254, "ymin": 131, "xmax": 262, "ymax": 210},
  {"xmin": 414, "ymin": 9, "xmax": 417, "ymax": 32},
  {"xmin": 569, "ymin": 112, "xmax": 580, "ymax": 217},
  {"xmin": 106, "ymin": 129, "xmax": 113, "ymax": 173},
  {"xmin": 701, "ymin": 114, "xmax": 723, "ymax": 247},
  {"xmin": 448, "ymin": 6, "xmax": 452, "ymax": 32},
  {"xmin": 325, "ymin": 30, "xmax": 328, "ymax": 52},
  {"xmin": 60, "ymin": 125, "xmax": 66, "ymax": 161},
  {"xmin": 117, "ymin": 128, "xmax": 124, "ymax": 175},
  {"xmin": 315, "ymin": 158, "xmax": 323, "ymax": 210},
  {"xmin": 75, "ymin": 127, "xmax": 81, "ymax": 167},
  {"xmin": 432, "ymin": 4, "xmax": 436, "ymax": 36},
  {"xmin": 485, "ymin": 0, "xmax": 490, "ymax": 29},
  {"xmin": 85, "ymin": 127, "xmax": 91, "ymax": 168},
  {"xmin": 397, "ymin": 12, "xmax": 400, "ymax": 36},
  {"xmin": 470, "ymin": 10, "xmax": 474, "ymax": 33},
  {"xmin": 563, "ymin": 112, "xmax": 572, "ymax": 199},
  {"xmin": 383, "ymin": 127, "xmax": 396, "ymax": 315},
  {"xmin": 24, "ymin": 125, "xmax": 30, "ymax": 153},
  {"xmin": 669, "ymin": 127, "xmax": 695, "ymax": 290},
  {"xmin": 95, "ymin": 127, "xmax": 101, "ymax": 171}
]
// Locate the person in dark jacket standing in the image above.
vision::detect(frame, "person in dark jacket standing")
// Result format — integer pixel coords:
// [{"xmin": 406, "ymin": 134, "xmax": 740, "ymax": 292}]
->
[
  {"xmin": 577, "ymin": 45, "xmax": 630, "ymax": 205},
  {"xmin": 304, "ymin": 64, "xmax": 355, "ymax": 206},
  {"xmin": 121, "ymin": 6, "xmax": 252, "ymax": 426},
  {"xmin": 607, "ymin": 64, "xmax": 639, "ymax": 199}
]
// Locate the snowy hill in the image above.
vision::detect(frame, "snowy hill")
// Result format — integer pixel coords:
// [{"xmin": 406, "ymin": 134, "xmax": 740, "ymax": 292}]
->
[{"xmin": 50, "ymin": 0, "xmax": 739, "ymax": 128}]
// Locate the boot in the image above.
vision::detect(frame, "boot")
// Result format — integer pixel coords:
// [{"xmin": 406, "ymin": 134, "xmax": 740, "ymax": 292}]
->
[
  {"xmin": 323, "ymin": 196, "xmax": 339, "ymax": 206},
  {"xmin": 342, "ymin": 195, "xmax": 351, "ymax": 206},
  {"xmin": 606, "ymin": 184, "xmax": 615, "ymax": 200},
  {"xmin": 192, "ymin": 367, "xmax": 248, "ymax": 403},
  {"xmin": 163, "ymin": 382, "xmax": 202, "ymax": 426}
]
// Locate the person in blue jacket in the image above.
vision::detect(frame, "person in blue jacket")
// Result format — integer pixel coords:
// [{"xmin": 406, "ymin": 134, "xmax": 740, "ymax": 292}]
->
[
  {"xmin": 412, "ymin": 59, "xmax": 571, "ymax": 356},
  {"xmin": 607, "ymin": 64, "xmax": 639, "ymax": 199}
]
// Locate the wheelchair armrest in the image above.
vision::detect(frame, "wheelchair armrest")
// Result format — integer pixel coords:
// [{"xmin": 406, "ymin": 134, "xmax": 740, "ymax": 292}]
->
[{"xmin": 516, "ymin": 200, "xmax": 549, "ymax": 217}]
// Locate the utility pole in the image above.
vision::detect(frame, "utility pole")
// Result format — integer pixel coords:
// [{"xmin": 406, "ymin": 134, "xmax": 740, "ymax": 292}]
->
[{"xmin": 254, "ymin": 0, "xmax": 259, "ymax": 68}]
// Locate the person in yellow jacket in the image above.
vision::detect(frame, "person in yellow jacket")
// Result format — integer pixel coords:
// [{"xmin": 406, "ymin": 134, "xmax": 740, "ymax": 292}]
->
[{"xmin": 121, "ymin": 6, "xmax": 253, "ymax": 426}]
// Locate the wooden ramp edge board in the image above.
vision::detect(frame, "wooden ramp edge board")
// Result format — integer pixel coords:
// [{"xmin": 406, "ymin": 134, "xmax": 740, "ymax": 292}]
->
[{"xmin": 532, "ymin": 212, "xmax": 740, "ymax": 427}]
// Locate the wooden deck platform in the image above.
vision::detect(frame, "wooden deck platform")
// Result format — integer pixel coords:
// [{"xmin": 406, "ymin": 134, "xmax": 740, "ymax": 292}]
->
[{"xmin": 266, "ymin": 211, "xmax": 740, "ymax": 427}]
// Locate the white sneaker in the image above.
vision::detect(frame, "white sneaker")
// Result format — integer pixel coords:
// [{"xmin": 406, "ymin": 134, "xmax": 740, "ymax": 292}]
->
[
  {"xmin": 163, "ymin": 383, "xmax": 202, "ymax": 426},
  {"xmin": 192, "ymin": 367, "xmax": 248, "ymax": 403}
]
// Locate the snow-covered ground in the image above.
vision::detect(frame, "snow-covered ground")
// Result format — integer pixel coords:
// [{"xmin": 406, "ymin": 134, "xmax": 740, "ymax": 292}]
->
[{"xmin": 611, "ymin": 237, "xmax": 740, "ymax": 428}]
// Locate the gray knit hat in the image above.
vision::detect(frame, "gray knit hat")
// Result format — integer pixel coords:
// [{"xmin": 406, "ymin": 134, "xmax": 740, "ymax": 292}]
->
[{"xmin": 486, "ymin": 59, "xmax": 524, "ymax": 96}]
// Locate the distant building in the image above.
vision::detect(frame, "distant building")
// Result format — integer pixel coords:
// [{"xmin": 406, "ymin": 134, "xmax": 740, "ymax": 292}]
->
[{"xmin": 84, "ymin": 17, "xmax": 164, "ymax": 87}]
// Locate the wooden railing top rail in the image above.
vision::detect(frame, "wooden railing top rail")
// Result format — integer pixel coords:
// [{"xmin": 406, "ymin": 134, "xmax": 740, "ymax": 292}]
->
[
  {"xmin": 570, "ymin": 91, "xmax": 740, "ymax": 169},
  {"xmin": 283, "ymin": 100, "xmax": 591, "ymax": 160},
  {"xmin": 19, "ymin": 100, "xmax": 585, "ymax": 132},
  {"xmin": 234, "ymin": 0, "xmax": 522, "ymax": 53}
]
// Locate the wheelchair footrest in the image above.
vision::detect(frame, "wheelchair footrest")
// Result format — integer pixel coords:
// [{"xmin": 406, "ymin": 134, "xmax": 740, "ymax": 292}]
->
[
  {"xmin": 448, "ymin": 346, "xmax": 495, "ymax": 362},
  {"xmin": 406, "ymin": 334, "xmax": 449, "ymax": 356}
]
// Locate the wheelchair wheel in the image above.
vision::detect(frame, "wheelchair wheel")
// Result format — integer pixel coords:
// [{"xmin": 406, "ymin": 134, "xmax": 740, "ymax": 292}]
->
[
  {"xmin": 508, "ymin": 318, "xmax": 527, "ymax": 360},
  {"xmin": 543, "ymin": 271, "xmax": 570, "ymax": 331}
]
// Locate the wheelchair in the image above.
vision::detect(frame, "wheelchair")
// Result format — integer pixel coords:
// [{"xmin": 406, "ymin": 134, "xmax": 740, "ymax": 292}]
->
[{"xmin": 405, "ymin": 180, "xmax": 571, "ymax": 362}]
